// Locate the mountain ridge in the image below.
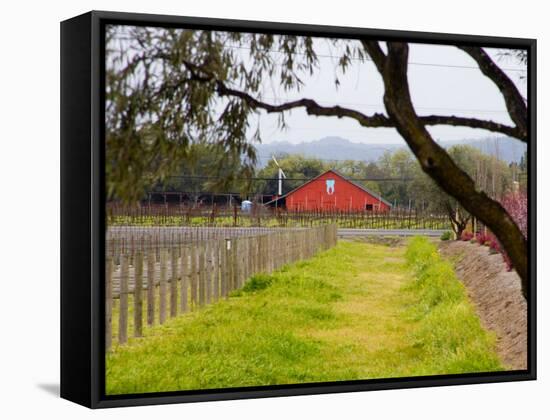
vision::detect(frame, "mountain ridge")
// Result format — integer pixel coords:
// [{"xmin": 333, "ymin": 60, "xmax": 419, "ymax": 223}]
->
[{"xmin": 255, "ymin": 135, "xmax": 526, "ymax": 167}]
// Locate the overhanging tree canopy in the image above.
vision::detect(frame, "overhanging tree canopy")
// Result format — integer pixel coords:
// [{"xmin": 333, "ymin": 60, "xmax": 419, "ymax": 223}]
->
[{"xmin": 106, "ymin": 25, "xmax": 529, "ymax": 297}]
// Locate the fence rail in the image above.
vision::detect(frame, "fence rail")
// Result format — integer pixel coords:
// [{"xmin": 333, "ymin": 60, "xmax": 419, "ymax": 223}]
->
[{"xmin": 105, "ymin": 224, "xmax": 338, "ymax": 351}]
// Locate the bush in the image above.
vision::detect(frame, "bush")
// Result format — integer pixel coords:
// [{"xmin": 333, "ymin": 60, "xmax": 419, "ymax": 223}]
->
[
  {"xmin": 500, "ymin": 191, "xmax": 528, "ymax": 239},
  {"xmin": 475, "ymin": 232, "xmax": 491, "ymax": 246},
  {"xmin": 461, "ymin": 231, "xmax": 474, "ymax": 241},
  {"xmin": 464, "ymin": 230, "xmax": 512, "ymax": 271},
  {"xmin": 440, "ymin": 231, "xmax": 452, "ymax": 241}
]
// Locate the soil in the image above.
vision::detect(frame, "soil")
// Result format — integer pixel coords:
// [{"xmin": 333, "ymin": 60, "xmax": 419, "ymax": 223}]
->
[{"xmin": 438, "ymin": 240, "xmax": 527, "ymax": 370}]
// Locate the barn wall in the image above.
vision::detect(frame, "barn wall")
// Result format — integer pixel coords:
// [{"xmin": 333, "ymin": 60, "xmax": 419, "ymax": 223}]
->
[{"xmin": 286, "ymin": 171, "xmax": 390, "ymax": 212}]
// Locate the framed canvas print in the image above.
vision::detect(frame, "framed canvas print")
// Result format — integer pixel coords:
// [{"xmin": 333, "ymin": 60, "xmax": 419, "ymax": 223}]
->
[{"xmin": 60, "ymin": 10, "xmax": 536, "ymax": 408}]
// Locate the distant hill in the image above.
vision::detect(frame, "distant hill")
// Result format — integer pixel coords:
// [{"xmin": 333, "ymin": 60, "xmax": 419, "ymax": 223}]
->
[
  {"xmin": 255, "ymin": 135, "xmax": 526, "ymax": 167},
  {"xmin": 441, "ymin": 137, "xmax": 527, "ymax": 164}
]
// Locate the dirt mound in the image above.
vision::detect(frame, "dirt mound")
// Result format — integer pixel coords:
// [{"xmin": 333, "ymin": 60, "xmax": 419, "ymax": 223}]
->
[{"xmin": 439, "ymin": 241, "xmax": 527, "ymax": 370}]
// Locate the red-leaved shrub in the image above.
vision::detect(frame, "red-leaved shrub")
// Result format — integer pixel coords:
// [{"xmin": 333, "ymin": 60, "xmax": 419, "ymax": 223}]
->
[
  {"xmin": 501, "ymin": 191, "xmax": 528, "ymax": 239},
  {"xmin": 473, "ymin": 231, "xmax": 511, "ymax": 270},
  {"xmin": 461, "ymin": 231, "xmax": 474, "ymax": 241},
  {"xmin": 475, "ymin": 232, "xmax": 491, "ymax": 246},
  {"xmin": 488, "ymin": 237, "xmax": 501, "ymax": 253},
  {"xmin": 457, "ymin": 192, "xmax": 526, "ymax": 273},
  {"xmin": 496, "ymin": 191, "xmax": 528, "ymax": 271}
]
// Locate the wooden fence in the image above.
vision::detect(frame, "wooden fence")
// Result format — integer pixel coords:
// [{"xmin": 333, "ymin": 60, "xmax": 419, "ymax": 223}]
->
[
  {"xmin": 107, "ymin": 226, "xmax": 304, "ymax": 252},
  {"xmin": 105, "ymin": 224, "xmax": 337, "ymax": 351}
]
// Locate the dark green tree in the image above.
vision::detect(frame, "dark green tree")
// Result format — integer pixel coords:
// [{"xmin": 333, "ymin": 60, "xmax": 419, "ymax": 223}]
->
[
  {"xmin": 159, "ymin": 142, "xmax": 253, "ymax": 205},
  {"xmin": 377, "ymin": 149, "xmax": 416, "ymax": 206}
]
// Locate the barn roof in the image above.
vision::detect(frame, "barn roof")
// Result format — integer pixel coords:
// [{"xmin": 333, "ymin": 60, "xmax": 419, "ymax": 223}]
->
[{"xmin": 265, "ymin": 169, "xmax": 392, "ymax": 207}]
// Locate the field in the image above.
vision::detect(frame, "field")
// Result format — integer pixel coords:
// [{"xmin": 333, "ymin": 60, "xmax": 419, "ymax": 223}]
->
[{"xmin": 106, "ymin": 237, "xmax": 501, "ymax": 395}]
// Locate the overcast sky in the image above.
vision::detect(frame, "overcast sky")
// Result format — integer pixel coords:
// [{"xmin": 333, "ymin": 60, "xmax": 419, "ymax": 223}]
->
[{"xmin": 247, "ymin": 40, "xmax": 526, "ymax": 145}]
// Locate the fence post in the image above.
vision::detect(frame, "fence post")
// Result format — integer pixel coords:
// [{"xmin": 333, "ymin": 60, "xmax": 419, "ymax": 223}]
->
[
  {"xmin": 272, "ymin": 233, "xmax": 278, "ymax": 272},
  {"xmin": 236, "ymin": 238, "xmax": 241, "ymax": 288},
  {"xmin": 119, "ymin": 253, "xmax": 129, "ymax": 345},
  {"xmin": 251, "ymin": 236, "xmax": 256, "ymax": 275},
  {"xmin": 159, "ymin": 248, "xmax": 167, "ymax": 324},
  {"xmin": 206, "ymin": 241, "xmax": 213, "ymax": 304},
  {"xmin": 105, "ymin": 256, "xmax": 113, "ymax": 351},
  {"xmin": 242, "ymin": 237, "xmax": 249, "ymax": 285},
  {"xmin": 199, "ymin": 243, "xmax": 206, "ymax": 306},
  {"xmin": 242, "ymin": 237, "xmax": 247, "ymax": 285},
  {"xmin": 134, "ymin": 251, "xmax": 143, "ymax": 337},
  {"xmin": 257, "ymin": 235, "xmax": 261, "ymax": 274},
  {"xmin": 260, "ymin": 235, "xmax": 269, "ymax": 273},
  {"xmin": 180, "ymin": 245, "xmax": 188, "ymax": 313},
  {"xmin": 146, "ymin": 250, "xmax": 155, "ymax": 326},
  {"xmin": 268, "ymin": 234, "xmax": 274, "ymax": 273},
  {"xmin": 234, "ymin": 238, "xmax": 240, "ymax": 288},
  {"xmin": 170, "ymin": 247, "xmax": 178, "ymax": 318},
  {"xmin": 221, "ymin": 239, "xmax": 228, "ymax": 297},
  {"xmin": 214, "ymin": 240, "xmax": 221, "ymax": 300},
  {"xmin": 190, "ymin": 245, "xmax": 198, "ymax": 309},
  {"xmin": 247, "ymin": 237, "xmax": 253, "ymax": 282}
]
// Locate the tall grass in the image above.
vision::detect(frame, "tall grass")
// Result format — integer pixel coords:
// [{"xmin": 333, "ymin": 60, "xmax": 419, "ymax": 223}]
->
[{"xmin": 404, "ymin": 237, "xmax": 502, "ymax": 375}]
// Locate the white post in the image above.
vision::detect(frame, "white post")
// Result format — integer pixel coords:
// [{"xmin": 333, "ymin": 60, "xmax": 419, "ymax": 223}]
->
[{"xmin": 278, "ymin": 168, "xmax": 283, "ymax": 196}]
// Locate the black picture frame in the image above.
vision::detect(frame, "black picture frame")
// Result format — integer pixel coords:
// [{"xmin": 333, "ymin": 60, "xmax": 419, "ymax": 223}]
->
[{"xmin": 60, "ymin": 10, "xmax": 537, "ymax": 409}]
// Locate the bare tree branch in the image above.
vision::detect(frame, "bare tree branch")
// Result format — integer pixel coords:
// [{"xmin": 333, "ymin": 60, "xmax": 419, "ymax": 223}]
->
[
  {"xmin": 458, "ymin": 46, "xmax": 527, "ymax": 140},
  {"xmin": 420, "ymin": 115, "xmax": 524, "ymax": 140},
  {"xmin": 217, "ymin": 83, "xmax": 391, "ymax": 128},
  {"xmin": 180, "ymin": 50, "xmax": 525, "ymax": 140},
  {"xmin": 215, "ymin": 82, "xmax": 522, "ymax": 139}
]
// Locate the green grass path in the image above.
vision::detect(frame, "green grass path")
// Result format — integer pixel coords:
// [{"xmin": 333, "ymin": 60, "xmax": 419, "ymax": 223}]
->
[{"xmin": 106, "ymin": 239, "xmax": 501, "ymax": 395}]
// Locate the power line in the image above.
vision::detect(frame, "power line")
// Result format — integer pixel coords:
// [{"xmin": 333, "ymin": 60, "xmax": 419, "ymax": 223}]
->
[
  {"xmin": 112, "ymin": 30, "xmax": 525, "ymax": 72},
  {"xmin": 223, "ymin": 44, "xmax": 526, "ymax": 72}
]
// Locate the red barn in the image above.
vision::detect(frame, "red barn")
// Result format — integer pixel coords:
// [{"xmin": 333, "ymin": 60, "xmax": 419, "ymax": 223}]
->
[{"xmin": 267, "ymin": 169, "xmax": 391, "ymax": 212}]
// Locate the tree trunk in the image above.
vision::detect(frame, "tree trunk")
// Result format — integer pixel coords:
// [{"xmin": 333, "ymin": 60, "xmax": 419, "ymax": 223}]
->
[{"xmin": 369, "ymin": 42, "xmax": 528, "ymax": 299}]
